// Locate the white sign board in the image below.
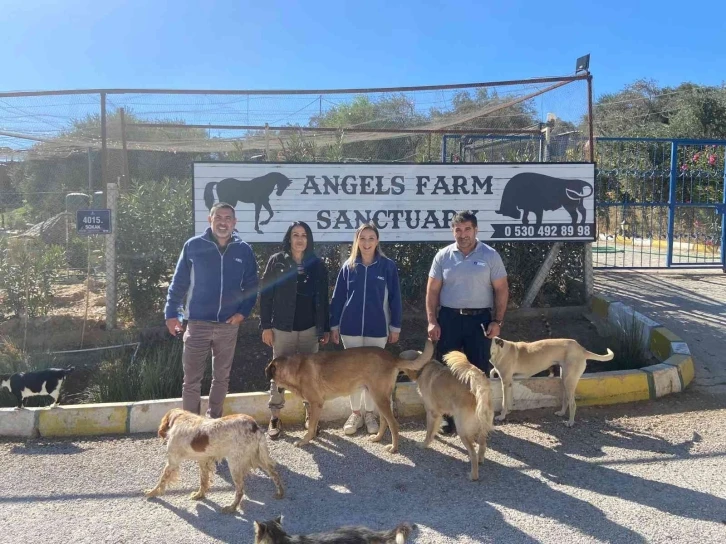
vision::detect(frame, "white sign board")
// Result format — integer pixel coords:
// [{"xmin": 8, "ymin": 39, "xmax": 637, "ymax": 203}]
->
[{"xmin": 192, "ymin": 162, "xmax": 596, "ymax": 242}]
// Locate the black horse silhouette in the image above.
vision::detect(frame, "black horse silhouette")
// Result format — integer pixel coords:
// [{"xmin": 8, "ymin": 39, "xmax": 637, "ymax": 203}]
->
[
  {"xmin": 495, "ymin": 173, "xmax": 593, "ymax": 226},
  {"xmin": 204, "ymin": 172, "xmax": 292, "ymax": 234}
]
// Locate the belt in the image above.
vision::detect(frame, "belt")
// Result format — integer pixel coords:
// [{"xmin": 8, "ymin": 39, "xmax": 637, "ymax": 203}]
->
[{"xmin": 445, "ymin": 307, "xmax": 491, "ymax": 316}]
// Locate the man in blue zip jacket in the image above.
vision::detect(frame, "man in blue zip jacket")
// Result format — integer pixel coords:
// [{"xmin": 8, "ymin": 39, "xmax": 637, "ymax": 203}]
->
[{"xmin": 165, "ymin": 203, "xmax": 259, "ymax": 419}]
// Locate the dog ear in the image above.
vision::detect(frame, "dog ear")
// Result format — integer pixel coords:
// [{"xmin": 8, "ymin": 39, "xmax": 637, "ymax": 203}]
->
[
  {"xmin": 276, "ymin": 514, "xmax": 283, "ymax": 525},
  {"xmin": 494, "ymin": 337, "xmax": 504, "ymax": 347},
  {"xmin": 253, "ymin": 521, "xmax": 265, "ymax": 537},
  {"xmin": 265, "ymin": 361, "xmax": 276, "ymax": 381}
]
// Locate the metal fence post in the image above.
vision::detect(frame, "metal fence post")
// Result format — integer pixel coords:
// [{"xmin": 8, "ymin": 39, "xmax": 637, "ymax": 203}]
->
[
  {"xmin": 721, "ymin": 147, "xmax": 726, "ymax": 272},
  {"xmin": 441, "ymin": 135, "xmax": 447, "ymax": 163},
  {"xmin": 106, "ymin": 182, "xmax": 118, "ymax": 330},
  {"xmin": 101, "ymin": 92, "xmax": 108, "ymax": 207},
  {"xmin": 667, "ymin": 141, "xmax": 679, "ymax": 267}
]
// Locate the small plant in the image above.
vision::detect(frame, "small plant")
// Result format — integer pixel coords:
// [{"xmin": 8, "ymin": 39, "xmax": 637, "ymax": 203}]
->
[
  {"xmin": 604, "ymin": 314, "xmax": 650, "ymax": 371},
  {"xmin": 88, "ymin": 337, "xmax": 210, "ymax": 403},
  {"xmin": 0, "ymin": 237, "xmax": 66, "ymax": 317}
]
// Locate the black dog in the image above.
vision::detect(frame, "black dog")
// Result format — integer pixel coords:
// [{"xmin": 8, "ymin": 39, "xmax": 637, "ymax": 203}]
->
[
  {"xmin": 0, "ymin": 367, "xmax": 74, "ymax": 408},
  {"xmin": 254, "ymin": 516, "xmax": 416, "ymax": 543}
]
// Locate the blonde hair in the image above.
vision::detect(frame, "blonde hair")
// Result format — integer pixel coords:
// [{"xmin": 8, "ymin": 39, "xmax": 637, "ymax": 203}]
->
[{"xmin": 346, "ymin": 223, "xmax": 385, "ymax": 269}]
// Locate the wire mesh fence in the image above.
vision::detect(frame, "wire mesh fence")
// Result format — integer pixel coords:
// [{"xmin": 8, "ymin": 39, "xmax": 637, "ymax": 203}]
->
[{"xmin": 0, "ymin": 76, "xmax": 592, "ymax": 383}]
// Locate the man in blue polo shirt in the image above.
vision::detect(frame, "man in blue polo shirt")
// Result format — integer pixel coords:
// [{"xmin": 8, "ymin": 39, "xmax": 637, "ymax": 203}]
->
[{"xmin": 426, "ymin": 210, "xmax": 509, "ymax": 434}]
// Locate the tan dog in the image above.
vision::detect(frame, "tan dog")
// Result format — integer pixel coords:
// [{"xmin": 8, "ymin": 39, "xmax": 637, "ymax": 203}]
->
[
  {"xmin": 264, "ymin": 340, "xmax": 434, "ymax": 453},
  {"xmin": 144, "ymin": 408, "xmax": 284, "ymax": 513},
  {"xmin": 488, "ymin": 335, "xmax": 614, "ymax": 426},
  {"xmin": 401, "ymin": 350, "xmax": 493, "ymax": 481}
]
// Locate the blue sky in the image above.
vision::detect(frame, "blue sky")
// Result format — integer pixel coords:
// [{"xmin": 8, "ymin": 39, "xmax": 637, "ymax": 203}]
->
[{"xmin": 2, "ymin": 0, "xmax": 724, "ymax": 99}]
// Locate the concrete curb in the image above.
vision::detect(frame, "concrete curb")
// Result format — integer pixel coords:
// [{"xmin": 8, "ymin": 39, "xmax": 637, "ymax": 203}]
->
[{"xmin": 1, "ymin": 296, "xmax": 694, "ymax": 438}]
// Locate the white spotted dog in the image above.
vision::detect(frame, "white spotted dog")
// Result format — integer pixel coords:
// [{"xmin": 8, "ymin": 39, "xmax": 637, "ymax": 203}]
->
[
  {"xmin": 145, "ymin": 408, "xmax": 284, "ymax": 513},
  {"xmin": 0, "ymin": 367, "xmax": 74, "ymax": 409}
]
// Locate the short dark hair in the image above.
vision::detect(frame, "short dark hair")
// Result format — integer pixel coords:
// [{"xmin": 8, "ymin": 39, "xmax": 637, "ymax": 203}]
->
[
  {"xmin": 282, "ymin": 221, "xmax": 315, "ymax": 258},
  {"xmin": 209, "ymin": 202, "xmax": 236, "ymax": 218},
  {"xmin": 452, "ymin": 210, "xmax": 477, "ymax": 228}
]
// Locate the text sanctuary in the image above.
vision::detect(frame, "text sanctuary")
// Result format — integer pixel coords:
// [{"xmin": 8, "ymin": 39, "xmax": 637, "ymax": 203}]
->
[{"xmin": 302, "ymin": 174, "xmax": 492, "ymax": 230}]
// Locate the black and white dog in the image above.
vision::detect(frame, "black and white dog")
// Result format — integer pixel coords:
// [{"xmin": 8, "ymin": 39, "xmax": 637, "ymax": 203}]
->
[
  {"xmin": 253, "ymin": 516, "xmax": 416, "ymax": 544},
  {"xmin": 0, "ymin": 367, "xmax": 74, "ymax": 409}
]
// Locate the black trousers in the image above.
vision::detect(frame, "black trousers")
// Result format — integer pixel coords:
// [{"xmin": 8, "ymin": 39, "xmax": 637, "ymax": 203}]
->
[{"xmin": 436, "ymin": 306, "xmax": 493, "ymax": 373}]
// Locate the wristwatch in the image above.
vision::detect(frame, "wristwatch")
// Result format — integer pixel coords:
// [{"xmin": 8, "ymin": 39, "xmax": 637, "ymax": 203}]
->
[{"xmin": 492, "ymin": 319, "xmax": 503, "ymax": 327}]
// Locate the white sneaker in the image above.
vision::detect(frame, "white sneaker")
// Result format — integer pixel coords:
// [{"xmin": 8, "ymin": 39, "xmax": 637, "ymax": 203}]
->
[
  {"xmin": 343, "ymin": 412, "xmax": 364, "ymax": 435},
  {"xmin": 364, "ymin": 411, "xmax": 379, "ymax": 435}
]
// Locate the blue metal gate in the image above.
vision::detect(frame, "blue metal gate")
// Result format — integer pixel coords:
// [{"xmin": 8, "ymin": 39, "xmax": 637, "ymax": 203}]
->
[
  {"xmin": 595, "ymin": 138, "xmax": 725, "ymax": 269},
  {"xmin": 443, "ymin": 134, "xmax": 726, "ymax": 270}
]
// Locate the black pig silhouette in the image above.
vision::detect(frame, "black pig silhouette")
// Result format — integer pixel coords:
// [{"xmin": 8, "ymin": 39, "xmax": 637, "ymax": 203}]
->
[{"xmin": 495, "ymin": 173, "xmax": 593, "ymax": 226}]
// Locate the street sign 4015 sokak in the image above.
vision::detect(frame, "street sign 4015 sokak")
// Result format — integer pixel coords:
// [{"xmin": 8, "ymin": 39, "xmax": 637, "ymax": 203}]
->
[{"xmin": 76, "ymin": 209, "xmax": 111, "ymax": 235}]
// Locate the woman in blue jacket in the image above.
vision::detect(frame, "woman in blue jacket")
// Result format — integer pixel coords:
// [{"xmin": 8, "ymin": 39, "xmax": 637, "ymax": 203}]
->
[{"xmin": 330, "ymin": 222, "xmax": 402, "ymax": 436}]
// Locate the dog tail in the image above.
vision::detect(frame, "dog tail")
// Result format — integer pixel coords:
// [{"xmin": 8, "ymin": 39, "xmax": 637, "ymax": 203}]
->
[
  {"xmin": 382, "ymin": 522, "xmax": 417, "ymax": 544},
  {"xmin": 444, "ymin": 351, "xmax": 494, "ymax": 435},
  {"xmin": 585, "ymin": 348, "xmax": 614, "ymax": 362},
  {"xmin": 395, "ymin": 340, "xmax": 434, "ymax": 371},
  {"xmin": 255, "ymin": 425, "xmax": 278, "ymax": 470}
]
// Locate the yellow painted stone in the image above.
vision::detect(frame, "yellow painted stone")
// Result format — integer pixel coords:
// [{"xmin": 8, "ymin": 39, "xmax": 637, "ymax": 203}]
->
[
  {"xmin": 664, "ymin": 354, "xmax": 695, "ymax": 388},
  {"xmin": 680, "ymin": 357, "xmax": 695, "ymax": 387},
  {"xmin": 650, "ymin": 327, "xmax": 683, "ymax": 361},
  {"xmin": 393, "ymin": 383, "xmax": 426, "ymax": 417},
  {"xmin": 576, "ymin": 371, "xmax": 650, "ymax": 406},
  {"xmin": 38, "ymin": 404, "xmax": 127, "ymax": 437}
]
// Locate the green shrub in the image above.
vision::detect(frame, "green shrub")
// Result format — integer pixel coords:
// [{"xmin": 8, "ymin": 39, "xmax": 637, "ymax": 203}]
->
[
  {"xmin": 87, "ymin": 338, "xmax": 210, "ymax": 403},
  {"xmin": 0, "ymin": 238, "xmax": 66, "ymax": 317},
  {"xmin": 117, "ymin": 178, "xmax": 193, "ymax": 326}
]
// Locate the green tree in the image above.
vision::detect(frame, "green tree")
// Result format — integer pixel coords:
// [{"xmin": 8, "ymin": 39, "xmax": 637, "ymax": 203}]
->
[{"xmin": 116, "ymin": 177, "xmax": 193, "ymax": 326}]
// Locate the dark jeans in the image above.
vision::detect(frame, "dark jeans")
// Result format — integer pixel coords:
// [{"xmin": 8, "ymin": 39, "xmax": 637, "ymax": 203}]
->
[{"xmin": 437, "ymin": 306, "xmax": 493, "ymax": 374}]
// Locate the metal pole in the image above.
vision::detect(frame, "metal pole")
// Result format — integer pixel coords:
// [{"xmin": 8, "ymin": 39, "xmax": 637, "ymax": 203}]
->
[
  {"xmin": 583, "ymin": 74, "xmax": 595, "ymax": 299},
  {"xmin": 721, "ymin": 147, "xmax": 726, "ymax": 272},
  {"xmin": 521, "ymin": 242, "xmax": 563, "ymax": 308},
  {"xmin": 667, "ymin": 140, "xmax": 679, "ymax": 267},
  {"xmin": 587, "ymin": 75, "xmax": 595, "ymax": 162},
  {"xmin": 441, "ymin": 135, "xmax": 447, "ymax": 163},
  {"xmin": 120, "ymin": 107, "xmax": 129, "ymax": 191},
  {"xmin": 87, "ymin": 148, "xmax": 93, "ymax": 196},
  {"xmin": 265, "ymin": 123, "xmax": 270, "ymax": 160},
  {"xmin": 106, "ymin": 182, "xmax": 118, "ymax": 330},
  {"xmin": 101, "ymin": 92, "xmax": 108, "ymax": 206}
]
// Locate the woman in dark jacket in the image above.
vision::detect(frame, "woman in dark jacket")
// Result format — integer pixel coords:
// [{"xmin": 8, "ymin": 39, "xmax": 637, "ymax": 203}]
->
[{"xmin": 260, "ymin": 221, "xmax": 330, "ymax": 439}]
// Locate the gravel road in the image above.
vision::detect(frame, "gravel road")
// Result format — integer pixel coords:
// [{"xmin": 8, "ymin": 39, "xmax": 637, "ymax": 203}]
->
[{"xmin": 2, "ymin": 390, "xmax": 725, "ymax": 544}]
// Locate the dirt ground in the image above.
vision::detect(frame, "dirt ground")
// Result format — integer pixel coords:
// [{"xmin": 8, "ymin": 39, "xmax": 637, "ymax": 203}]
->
[
  {"xmin": 225, "ymin": 308, "xmax": 639, "ymax": 395},
  {"xmin": 0, "ymin": 279, "xmax": 647, "ymax": 402},
  {"xmin": 0, "ymin": 280, "xmax": 131, "ymax": 353}
]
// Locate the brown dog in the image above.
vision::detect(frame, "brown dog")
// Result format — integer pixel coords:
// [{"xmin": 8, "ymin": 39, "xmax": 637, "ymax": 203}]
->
[
  {"xmin": 144, "ymin": 408, "xmax": 284, "ymax": 513},
  {"xmin": 264, "ymin": 339, "xmax": 434, "ymax": 453},
  {"xmin": 489, "ymin": 336, "xmax": 614, "ymax": 426},
  {"xmin": 401, "ymin": 350, "xmax": 493, "ymax": 481}
]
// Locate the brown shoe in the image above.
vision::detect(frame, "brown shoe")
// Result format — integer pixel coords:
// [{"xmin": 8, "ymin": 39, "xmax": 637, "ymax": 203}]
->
[{"xmin": 268, "ymin": 417, "xmax": 281, "ymax": 440}]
